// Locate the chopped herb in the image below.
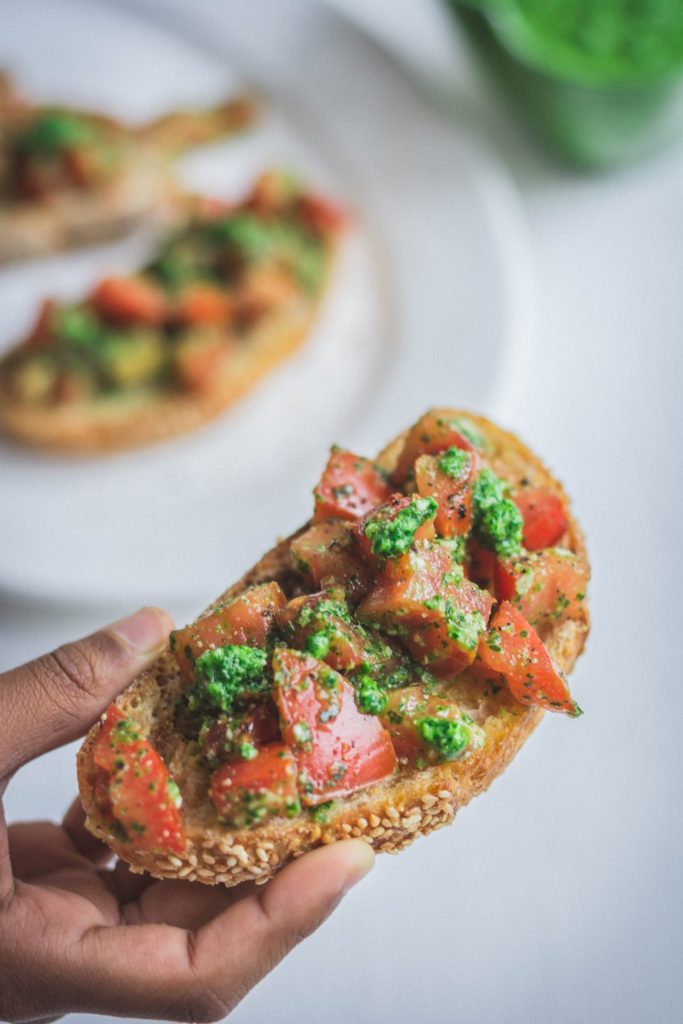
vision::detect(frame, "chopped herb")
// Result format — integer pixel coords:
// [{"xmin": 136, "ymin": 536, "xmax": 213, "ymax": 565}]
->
[
  {"xmin": 472, "ymin": 468, "xmax": 523, "ymax": 559},
  {"xmin": 309, "ymin": 800, "xmax": 337, "ymax": 823},
  {"xmin": 364, "ymin": 495, "xmax": 438, "ymax": 559},
  {"xmin": 186, "ymin": 644, "xmax": 268, "ymax": 715},
  {"xmin": 415, "ymin": 716, "xmax": 471, "ymax": 761},
  {"xmin": 353, "ymin": 673, "xmax": 389, "ymax": 715},
  {"xmin": 438, "ymin": 446, "xmax": 470, "ymax": 479}
]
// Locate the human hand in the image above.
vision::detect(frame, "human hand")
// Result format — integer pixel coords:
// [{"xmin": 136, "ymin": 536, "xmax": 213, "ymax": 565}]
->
[{"xmin": 0, "ymin": 609, "xmax": 374, "ymax": 1022}]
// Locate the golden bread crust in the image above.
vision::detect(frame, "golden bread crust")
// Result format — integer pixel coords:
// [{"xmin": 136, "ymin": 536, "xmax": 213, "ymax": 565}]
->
[{"xmin": 77, "ymin": 411, "xmax": 590, "ymax": 884}]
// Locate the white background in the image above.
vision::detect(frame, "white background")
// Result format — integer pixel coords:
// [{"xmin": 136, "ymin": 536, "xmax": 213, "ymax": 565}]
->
[{"xmin": 2, "ymin": 2, "xmax": 682, "ymax": 1023}]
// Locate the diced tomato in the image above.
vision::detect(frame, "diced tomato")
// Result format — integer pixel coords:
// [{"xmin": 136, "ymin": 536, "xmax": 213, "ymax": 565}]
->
[
  {"xmin": 174, "ymin": 331, "xmax": 232, "ymax": 392},
  {"xmin": 477, "ymin": 602, "xmax": 580, "ymax": 716},
  {"xmin": 415, "ymin": 449, "xmax": 478, "ymax": 538},
  {"xmin": 174, "ymin": 284, "xmax": 232, "ymax": 326},
  {"xmin": 354, "ymin": 493, "xmax": 437, "ymax": 565},
  {"xmin": 312, "ymin": 447, "xmax": 391, "ymax": 524},
  {"xmin": 382, "ymin": 686, "xmax": 467, "ymax": 764},
  {"xmin": 90, "ymin": 276, "xmax": 167, "ymax": 327},
  {"xmin": 170, "ymin": 582, "xmax": 286, "ymax": 682},
  {"xmin": 392, "ymin": 411, "xmax": 477, "ymax": 485},
  {"xmin": 513, "ymin": 488, "xmax": 568, "ymax": 550},
  {"xmin": 23, "ymin": 298, "xmax": 57, "ymax": 349},
  {"xmin": 273, "ymin": 648, "xmax": 397, "ymax": 805},
  {"xmin": 209, "ymin": 743, "xmax": 300, "ymax": 828},
  {"xmin": 290, "ymin": 521, "xmax": 371, "ymax": 600},
  {"xmin": 297, "ymin": 193, "xmax": 346, "ymax": 234},
  {"xmin": 493, "ymin": 549, "xmax": 588, "ymax": 629},
  {"xmin": 201, "ymin": 700, "xmax": 281, "ymax": 763},
  {"xmin": 358, "ymin": 541, "xmax": 493, "ymax": 676},
  {"xmin": 93, "ymin": 706, "xmax": 186, "ymax": 853},
  {"xmin": 277, "ymin": 590, "xmax": 370, "ymax": 673}
]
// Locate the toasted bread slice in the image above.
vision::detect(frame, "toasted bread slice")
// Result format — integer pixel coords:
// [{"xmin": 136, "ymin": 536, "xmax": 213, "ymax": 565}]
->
[
  {"xmin": 0, "ymin": 284, "xmax": 330, "ymax": 454},
  {"xmin": 0, "ymin": 173, "xmax": 339, "ymax": 453},
  {"xmin": 0, "ymin": 71, "xmax": 254, "ymax": 264},
  {"xmin": 77, "ymin": 411, "xmax": 590, "ymax": 885}
]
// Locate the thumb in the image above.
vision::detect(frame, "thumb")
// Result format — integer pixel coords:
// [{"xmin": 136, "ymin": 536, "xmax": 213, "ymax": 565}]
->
[{"xmin": 0, "ymin": 607, "xmax": 172, "ymax": 778}]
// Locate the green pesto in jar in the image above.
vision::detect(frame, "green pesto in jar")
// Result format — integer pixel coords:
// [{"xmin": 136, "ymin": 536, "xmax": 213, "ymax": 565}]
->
[{"xmin": 483, "ymin": 0, "xmax": 683, "ymax": 84}]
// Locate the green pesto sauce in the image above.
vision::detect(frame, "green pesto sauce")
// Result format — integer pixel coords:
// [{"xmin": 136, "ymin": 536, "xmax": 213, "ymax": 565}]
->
[
  {"xmin": 15, "ymin": 111, "xmax": 98, "ymax": 153},
  {"xmin": 166, "ymin": 779, "xmax": 183, "ymax": 807},
  {"xmin": 438, "ymin": 446, "xmax": 471, "ymax": 479},
  {"xmin": 309, "ymin": 799, "xmax": 338, "ymax": 823},
  {"xmin": 111, "ymin": 718, "xmax": 142, "ymax": 745},
  {"xmin": 423, "ymin": 596, "xmax": 487, "ymax": 652},
  {"xmin": 447, "ymin": 416, "xmax": 488, "ymax": 451},
  {"xmin": 353, "ymin": 673, "xmax": 389, "ymax": 715},
  {"xmin": 364, "ymin": 495, "xmax": 438, "ymax": 559},
  {"xmin": 186, "ymin": 644, "xmax": 268, "ymax": 715},
  {"xmin": 505, "ymin": 0, "xmax": 683, "ymax": 82},
  {"xmin": 415, "ymin": 716, "xmax": 471, "ymax": 761},
  {"xmin": 472, "ymin": 468, "xmax": 523, "ymax": 559},
  {"xmin": 200, "ymin": 213, "xmax": 325, "ymax": 294}
]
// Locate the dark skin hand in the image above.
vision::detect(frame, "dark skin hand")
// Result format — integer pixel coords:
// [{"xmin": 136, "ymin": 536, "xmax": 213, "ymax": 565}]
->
[{"xmin": 0, "ymin": 608, "xmax": 374, "ymax": 1023}]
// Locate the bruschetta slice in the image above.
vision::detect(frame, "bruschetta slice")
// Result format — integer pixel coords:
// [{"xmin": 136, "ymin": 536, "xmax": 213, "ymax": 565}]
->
[
  {"xmin": 77, "ymin": 410, "xmax": 590, "ymax": 885},
  {"xmin": 0, "ymin": 71, "xmax": 255, "ymax": 264},
  {"xmin": 0, "ymin": 171, "xmax": 343, "ymax": 452}
]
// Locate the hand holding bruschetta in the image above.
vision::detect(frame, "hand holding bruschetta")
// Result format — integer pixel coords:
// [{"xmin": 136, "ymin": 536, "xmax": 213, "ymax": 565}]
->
[{"xmin": 0, "ymin": 608, "xmax": 373, "ymax": 1023}]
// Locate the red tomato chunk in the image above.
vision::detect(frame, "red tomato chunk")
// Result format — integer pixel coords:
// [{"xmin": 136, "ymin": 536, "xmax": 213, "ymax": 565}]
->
[
  {"xmin": 477, "ymin": 602, "xmax": 580, "ymax": 716},
  {"xmin": 513, "ymin": 487, "xmax": 568, "ymax": 550},
  {"xmin": 297, "ymin": 193, "xmax": 347, "ymax": 234},
  {"xmin": 273, "ymin": 648, "xmax": 397, "ymax": 805},
  {"xmin": 392, "ymin": 410, "xmax": 477, "ymax": 485},
  {"xmin": 90, "ymin": 275, "xmax": 167, "ymax": 327},
  {"xmin": 201, "ymin": 701, "xmax": 281, "ymax": 763},
  {"xmin": 493, "ymin": 549, "xmax": 588, "ymax": 629},
  {"xmin": 290, "ymin": 520, "xmax": 370, "ymax": 599},
  {"xmin": 313, "ymin": 447, "xmax": 391, "ymax": 523},
  {"xmin": 277, "ymin": 591, "xmax": 370, "ymax": 672},
  {"xmin": 171, "ymin": 582, "xmax": 286, "ymax": 682},
  {"xmin": 93, "ymin": 706, "xmax": 186, "ymax": 854},
  {"xmin": 209, "ymin": 743, "xmax": 300, "ymax": 828},
  {"xmin": 415, "ymin": 449, "xmax": 478, "ymax": 538},
  {"xmin": 382, "ymin": 686, "xmax": 467, "ymax": 764},
  {"xmin": 358, "ymin": 541, "xmax": 493, "ymax": 676}
]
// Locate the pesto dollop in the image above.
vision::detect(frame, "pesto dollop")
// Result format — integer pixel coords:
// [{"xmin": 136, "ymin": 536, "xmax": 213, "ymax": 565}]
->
[
  {"xmin": 415, "ymin": 716, "xmax": 471, "ymax": 761},
  {"xmin": 438, "ymin": 446, "xmax": 471, "ymax": 479},
  {"xmin": 15, "ymin": 111, "xmax": 98, "ymax": 153},
  {"xmin": 353, "ymin": 673, "xmax": 389, "ymax": 715},
  {"xmin": 364, "ymin": 495, "xmax": 438, "ymax": 559},
  {"xmin": 472, "ymin": 468, "xmax": 523, "ymax": 559},
  {"xmin": 423, "ymin": 596, "xmax": 487, "ymax": 652},
  {"xmin": 187, "ymin": 644, "xmax": 268, "ymax": 714}
]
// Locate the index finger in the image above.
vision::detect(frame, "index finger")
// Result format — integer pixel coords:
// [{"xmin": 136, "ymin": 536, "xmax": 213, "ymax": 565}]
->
[{"xmin": 74, "ymin": 840, "xmax": 373, "ymax": 1021}]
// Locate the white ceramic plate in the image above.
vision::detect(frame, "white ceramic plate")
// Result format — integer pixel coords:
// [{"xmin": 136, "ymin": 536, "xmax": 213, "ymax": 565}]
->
[{"xmin": 0, "ymin": 0, "xmax": 532, "ymax": 606}]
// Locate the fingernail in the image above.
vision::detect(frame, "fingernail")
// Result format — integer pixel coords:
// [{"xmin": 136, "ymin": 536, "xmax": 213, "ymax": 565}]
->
[
  {"xmin": 110, "ymin": 606, "xmax": 173, "ymax": 657},
  {"xmin": 339, "ymin": 840, "xmax": 375, "ymax": 894}
]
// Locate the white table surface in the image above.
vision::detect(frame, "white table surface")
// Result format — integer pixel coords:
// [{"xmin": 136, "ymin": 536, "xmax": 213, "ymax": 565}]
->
[{"xmin": 2, "ymin": 3, "xmax": 682, "ymax": 1023}]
